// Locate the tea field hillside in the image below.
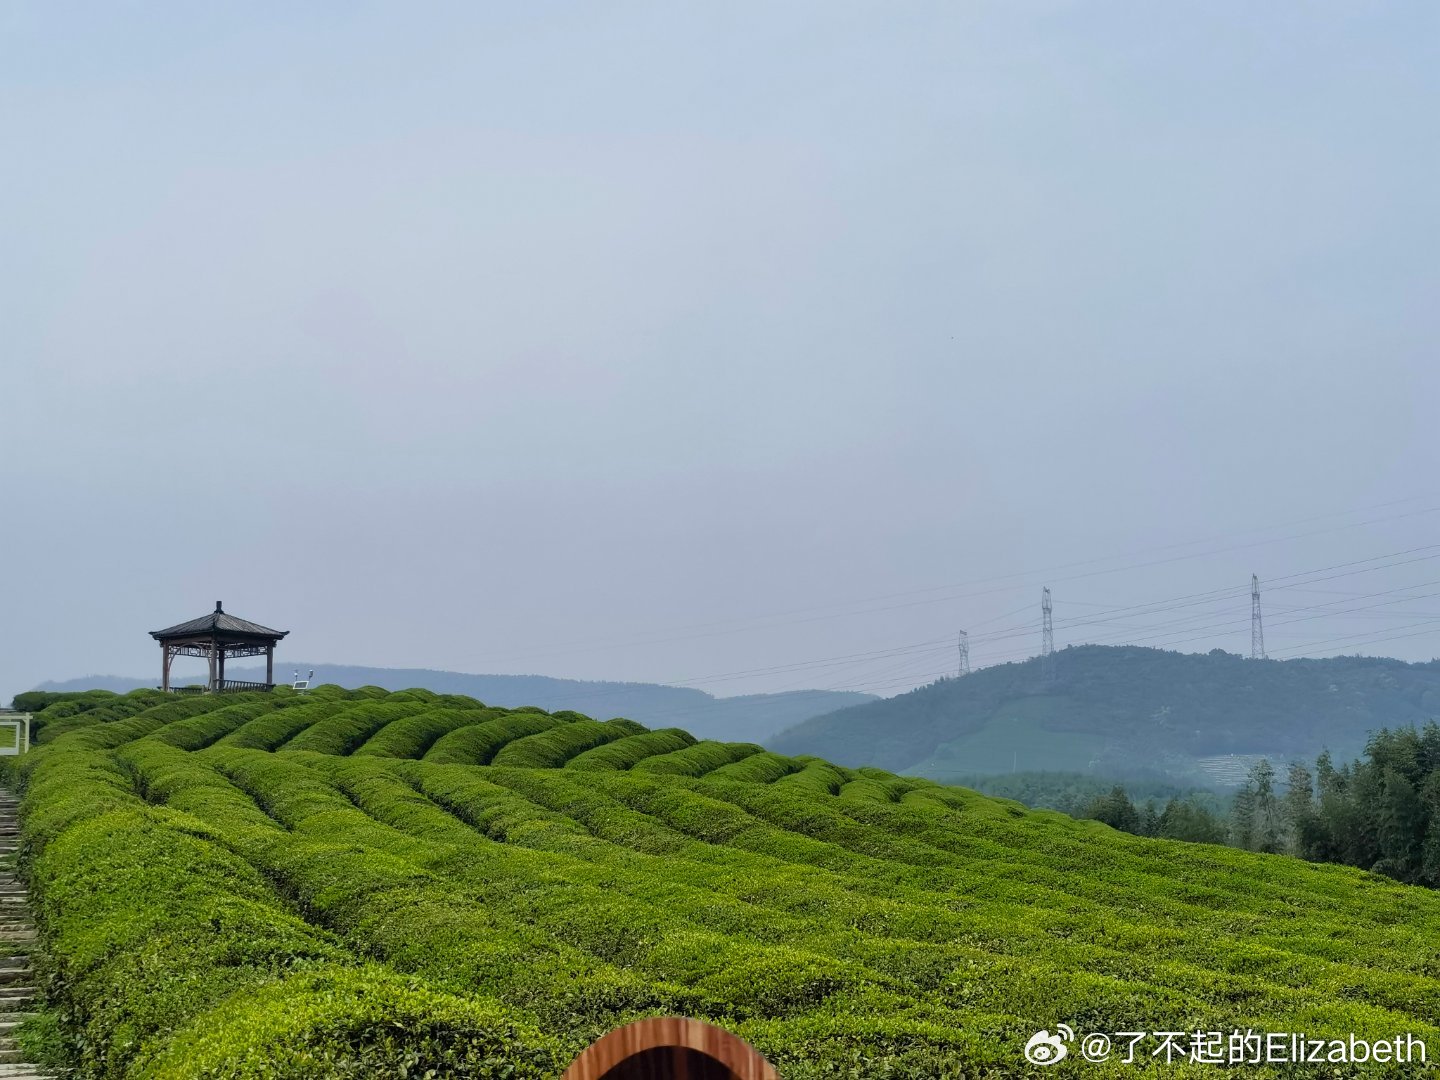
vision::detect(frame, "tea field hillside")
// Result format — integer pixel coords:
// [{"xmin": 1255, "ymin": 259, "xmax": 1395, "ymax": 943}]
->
[
  {"xmin": 7, "ymin": 687, "xmax": 1440, "ymax": 1078},
  {"xmin": 32, "ymin": 668, "xmax": 876, "ymax": 745}
]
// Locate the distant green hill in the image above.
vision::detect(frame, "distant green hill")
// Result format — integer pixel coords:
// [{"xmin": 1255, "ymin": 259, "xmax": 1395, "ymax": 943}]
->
[
  {"xmin": 32, "ymin": 666, "xmax": 874, "ymax": 745},
  {"xmin": 769, "ymin": 645, "xmax": 1440, "ymax": 786}
]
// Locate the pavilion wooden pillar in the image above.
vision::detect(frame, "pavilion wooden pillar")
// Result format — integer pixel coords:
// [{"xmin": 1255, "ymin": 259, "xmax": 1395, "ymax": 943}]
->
[
  {"xmin": 161, "ymin": 644, "xmax": 173, "ymax": 692},
  {"xmin": 266, "ymin": 646, "xmax": 274, "ymax": 688}
]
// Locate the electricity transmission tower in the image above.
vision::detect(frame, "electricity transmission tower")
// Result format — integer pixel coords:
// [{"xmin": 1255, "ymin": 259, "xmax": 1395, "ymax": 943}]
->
[
  {"xmin": 1041, "ymin": 587, "xmax": 1056, "ymax": 687},
  {"xmin": 957, "ymin": 630, "xmax": 970, "ymax": 677},
  {"xmin": 1250, "ymin": 574, "xmax": 1266, "ymax": 660}
]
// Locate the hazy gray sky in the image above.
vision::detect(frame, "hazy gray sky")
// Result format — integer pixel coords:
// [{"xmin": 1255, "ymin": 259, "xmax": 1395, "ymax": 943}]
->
[{"xmin": 4, "ymin": 3, "xmax": 1437, "ymax": 703}]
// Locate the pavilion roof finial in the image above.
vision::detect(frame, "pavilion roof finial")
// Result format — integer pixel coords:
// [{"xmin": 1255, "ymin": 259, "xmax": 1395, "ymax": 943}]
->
[{"xmin": 216, "ymin": 600, "xmax": 223, "ymax": 613}]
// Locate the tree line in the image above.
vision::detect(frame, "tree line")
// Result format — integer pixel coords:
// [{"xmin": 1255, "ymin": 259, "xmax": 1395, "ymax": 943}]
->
[{"xmin": 1083, "ymin": 723, "xmax": 1440, "ymax": 886}]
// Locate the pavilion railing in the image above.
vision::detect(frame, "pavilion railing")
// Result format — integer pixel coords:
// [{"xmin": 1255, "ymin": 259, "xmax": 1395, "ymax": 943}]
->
[{"xmin": 166, "ymin": 681, "xmax": 274, "ymax": 695}]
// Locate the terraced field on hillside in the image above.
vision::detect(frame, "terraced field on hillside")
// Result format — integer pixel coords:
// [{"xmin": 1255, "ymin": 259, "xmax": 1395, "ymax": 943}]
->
[{"xmin": 8, "ymin": 687, "xmax": 1440, "ymax": 1078}]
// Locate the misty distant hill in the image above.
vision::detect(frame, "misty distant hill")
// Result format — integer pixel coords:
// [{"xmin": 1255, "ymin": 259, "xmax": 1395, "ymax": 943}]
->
[
  {"xmin": 769, "ymin": 645, "xmax": 1440, "ymax": 786},
  {"xmin": 32, "ymin": 665, "xmax": 875, "ymax": 745}
]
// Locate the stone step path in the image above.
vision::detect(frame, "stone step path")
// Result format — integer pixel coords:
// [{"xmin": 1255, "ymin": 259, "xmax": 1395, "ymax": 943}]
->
[{"xmin": 0, "ymin": 791, "xmax": 54, "ymax": 1080}]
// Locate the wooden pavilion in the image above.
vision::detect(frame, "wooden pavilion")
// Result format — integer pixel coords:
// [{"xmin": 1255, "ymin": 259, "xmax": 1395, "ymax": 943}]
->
[{"xmin": 151, "ymin": 602, "xmax": 288, "ymax": 693}]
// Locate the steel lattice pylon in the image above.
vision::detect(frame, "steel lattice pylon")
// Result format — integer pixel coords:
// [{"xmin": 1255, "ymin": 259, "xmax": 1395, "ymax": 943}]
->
[
  {"xmin": 1251, "ymin": 574, "xmax": 1266, "ymax": 660},
  {"xmin": 1041, "ymin": 587, "xmax": 1056, "ymax": 687}
]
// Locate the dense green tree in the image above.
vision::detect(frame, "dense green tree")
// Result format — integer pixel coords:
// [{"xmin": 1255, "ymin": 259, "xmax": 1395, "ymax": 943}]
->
[
  {"xmin": 1230, "ymin": 782, "xmax": 1257, "ymax": 851},
  {"xmin": 1314, "ymin": 749, "xmax": 1342, "ymax": 799},
  {"xmin": 1249, "ymin": 724, "xmax": 1440, "ymax": 887},
  {"xmin": 1140, "ymin": 799, "xmax": 1161, "ymax": 837},
  {"xmin": 1083, "ymin": 785, "xmax": 1143, "ymax": 835},
  {"xmin": 1422, "ymin": 771, "xmax": 1440, "ymax": 886},
  {"xmin": 1281, "ymin": 762, "xmax": 1317, "ymax": 856},
  {"xmin": 1337, "ymin": 764, "xmax": 1384, "ymax": 868},
  {"xmin": 1375, "ymin": 768, "xmax": 1427, "ymax": 882},
  {"xmin": 1156, "ymin": 798, "xmax": 1228, "ymax": 844},
  {"xmin": 1249, "ymin": 760, "xmax": 1283, "ymax": 853}
]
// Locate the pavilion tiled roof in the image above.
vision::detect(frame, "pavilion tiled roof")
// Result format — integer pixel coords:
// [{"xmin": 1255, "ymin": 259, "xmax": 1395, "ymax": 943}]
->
[{"xmin": 150, "ymin": 602, "xmax": 288, "ymax": 641}]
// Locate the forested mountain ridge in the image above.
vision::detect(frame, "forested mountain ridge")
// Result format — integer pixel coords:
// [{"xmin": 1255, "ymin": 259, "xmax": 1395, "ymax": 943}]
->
[
  {"xmin": 33, "ymin": 666, "xmax": 873, "ymax": 744},
  {"xmin": 769, "ymin": 644, "xmax": 1440, "ymax": 783}
]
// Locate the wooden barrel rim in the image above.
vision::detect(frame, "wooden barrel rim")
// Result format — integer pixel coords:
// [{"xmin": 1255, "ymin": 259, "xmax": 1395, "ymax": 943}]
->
[{"xmin": 561, "ymin": 1017, "xmax": 779, "ymax": 1080}]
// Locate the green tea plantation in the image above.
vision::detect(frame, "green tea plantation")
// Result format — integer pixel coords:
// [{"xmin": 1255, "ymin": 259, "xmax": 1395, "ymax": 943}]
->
[{"xmin": 6, "ymin": 687, "xmax": 1439, "ymax": 1078}]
